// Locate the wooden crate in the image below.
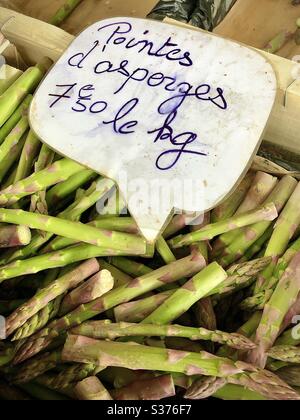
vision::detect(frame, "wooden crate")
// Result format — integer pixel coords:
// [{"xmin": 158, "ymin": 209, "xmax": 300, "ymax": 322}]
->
[{"xmin": 0, "ymin": 1, "xmax": 300, "ymax": 157}]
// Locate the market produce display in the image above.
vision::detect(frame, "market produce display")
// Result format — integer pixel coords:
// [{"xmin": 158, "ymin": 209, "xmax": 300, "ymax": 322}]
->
[{"xmin": 0, "ymin": 0, "xmax": 300, "ymax": 402}]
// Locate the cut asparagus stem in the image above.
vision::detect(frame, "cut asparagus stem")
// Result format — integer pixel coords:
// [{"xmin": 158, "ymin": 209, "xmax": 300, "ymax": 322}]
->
[
  {"xmin": 248, "ymin": 252, "xmax": 300, "ymax": 368},
  {"xmin": 0, "ymin": 158, "xmax": 84, "ymax": 206},
  {"xmin": 14, "ymin": 252, "xmax": 206, "ymax": 363},
  {"xmin": 0, "ymin": 66, "xmax": 22, "ymax": 96},
  {"xmin": 0, "ymin": 208, "xmax": 147, "ymax": 254},
  {"xmin": 61, "ymin": 336, "xmax": 300, "ymax": 400},
  {"xmin": 59, "ymin": 270, "xmax": 114, "ymax": 316},
  {"xmin": 49, "ymin": 0, "xmax": 83, "ymax": 26},
  {"xmin": 71, "ymin": 320, "xmax": 256, "ymax": 350},
  {"xmin": 0, "ymin": 58, "xmax": 52, "ymax": 128},
  {"xmin": 5, "ymin": 258, "xmax": 99, "ymax": 336},
  {"xmin": 267, "ymin": 345, "xmax": 300, "ymax": 364},
  {"xmin": 211, "ymin": 172, "xmax": 255, "ymax": 222},
  {"xmin": 99, "ymin": 260, "xmax": 132, "ymax": 287},
  {"xmin": 0, "ymin": 225, "xmax": 31, "ymax": 248},
  {"xmin": 169, "ymin": 203, "xmax": 278, "ymax": 248},
  {"xmin": 238, "ymin": 225, "xmax": 274, "ymax": 263},
  {"xmin": 75, "ymin": 376, "xmax": 113, "ymax": 401},
  {"xmin": 143, "ymin": 262, "xmax": 227, "ymax": 325},
  {"xmin": 112, "ymin": 375, "xmax": 175, "ymax": 400}
]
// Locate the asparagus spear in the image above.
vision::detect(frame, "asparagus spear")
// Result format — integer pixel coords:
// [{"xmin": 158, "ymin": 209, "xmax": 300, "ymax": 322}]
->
[
  {"xmin": 214, "ymin": 172, "xmax": 277, "ymax": 251},
  {"xmin": 0, "ymin": 208, "xmax": 147, "ymax": 254},
  {"xmin": 194, "ymin": 297, "xmax": 217, "ymax": 332},
  {"xmin": 36, "ymin": 363, "xmax": 104, "ymax": 390},
  {"xmin": 0, "ymin": 58, "xmax": 52, "ymax": 127},
  {"xmin": 46, "ymin": 169, "xmax": 97, "ymax": 209},
  {"xmin": 12, "ymin": 295, "xmax": 63, "ymax": 341},
  {"xmin": 264, "ymin": 31, "xmax": 293, "ymax": 54},
  {"xmin": 59, "ymin": 270, "xmax": 114, "ymax": 316},
  {"xmin": 142, "ymin": 262, "xmax": 227, "ymax": 325},
  {"xmin": 156, "ymin": 235, "xmax": 176, "ymax": 264},
  {"xmin": 14, "ymin": 130, "xmax": 41, "ymax": 183},
  {"xmin": 112, "ymin": 375, "xmax": 175, "ymax": 400},
  {"xmin": 211, "ymin": 172, "xmax": 255, "ymax": 222},
  {"xmin": 14, "ymin": 252, "xmax": 206, "ymax": 363},
  {"xmin": 213, "ymin": 384, "xmax": 266, "ymax": 401},
  {"xmin": 0, "ymin": 241, "xmax": 142, "ymax": 285},
  {"xmin": 6, "ymin": 178, "xmax": 115, "ymax": 263},
  {"xmin": 256, "ymin": 182, "xmax": 300, "ymax": 291},
  {"xmin": 5, "ymin": 258, "xmax": 99, "ymax": 336},
  {"xmin": 268, "ymin": 346, "xmax": 300, "ymax": 364},
  {"xmin": 0, "ymin": 225, "xmax": 31, "ymax": 248},
  {"xmin": 114, "ymin": 290, "xmax": 175, "ymax": 323},
  {"xmin": 62, "ymin": 336, "xmax": 300, "ymax": 400},
  {"xmin": 0, "ymin": 95, "xmax": 32, "ymax": 146},
  {"xmin": 277, "ymin": 365, "xmax": 300, "ymax": 387},
  {"xmin": 79, "ymin": 320, "xmax": 255, "ymax": 350},
  {"xmin": 75, "ymin": 376, "xmax": 112, "ymax": 401},
  {"xmin": 185, "ymin": 376, "xmax": 227, "ymax": 400},
  {"xmin": 49, "ymin": 0, "xmax": 83, "ymax": 27},
  {"xmin": 248, "ymin": 252, "xmax": 300, "ymax": 368},
  {"xmin": 109, "ymin": 257, "xmax": 153, "ymax": 278},
  {"xmin": 169, "ymin": 203, "xmax": 278, "ymax": 248},
  {"xmin": 219, "ymin": 176, "xmax": 297, "ymax": 267},
  {"xmin": 11, "ymin": 350, "xmax": 62, "ymax": 384},
  {"xmin": 241, "ymin": 236, "xmax": 300, "ymax": 310},
  {"xmin": 0, "ymin": 158, "xmax": 84, "ymax": 206}
]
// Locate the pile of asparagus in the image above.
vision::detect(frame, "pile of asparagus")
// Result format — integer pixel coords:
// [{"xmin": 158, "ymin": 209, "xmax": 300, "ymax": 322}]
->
[{"xmin": 1, "ymin": 51, "xmax": 300, "ymax": 401}]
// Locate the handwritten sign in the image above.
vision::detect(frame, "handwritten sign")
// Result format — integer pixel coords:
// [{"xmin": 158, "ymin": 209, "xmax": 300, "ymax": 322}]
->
[{"xmin": 30, "ymin": 18, "xmax": 277, "ymax": 241}]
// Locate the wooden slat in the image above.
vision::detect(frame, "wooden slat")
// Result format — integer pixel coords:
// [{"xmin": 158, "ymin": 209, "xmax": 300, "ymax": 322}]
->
[
  {"xmin": 6, "ymin": 0, "xmax": 158, "ymax": 34},
  {"xmin": 215, "ymin": 0, "xmax": 300, "ymax": 60}
]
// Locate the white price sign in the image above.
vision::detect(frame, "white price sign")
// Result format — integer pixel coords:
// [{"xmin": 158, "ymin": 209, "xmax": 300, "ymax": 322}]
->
[{"xmin": 30, "ymin": 18, "xmax": 277, "ymax": 240}]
